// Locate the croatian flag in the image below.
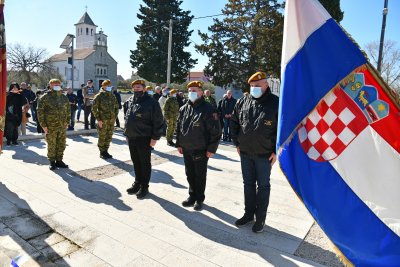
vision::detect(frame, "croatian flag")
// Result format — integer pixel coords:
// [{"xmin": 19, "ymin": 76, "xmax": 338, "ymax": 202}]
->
[{"xmin": 277, "ymin": 0, "xmax": 400, "ymax": 266}]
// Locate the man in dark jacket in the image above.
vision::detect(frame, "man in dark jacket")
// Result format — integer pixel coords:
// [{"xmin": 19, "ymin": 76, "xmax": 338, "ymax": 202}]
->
[
  {"xmin": 82, "ymin": 79, "xmax": 98, "ymax": 129},
  {"xmin": 113, "ymin": 87, "xmax": 122, "ymax": 127},
  {"xmin": 66, "ymin": 88, "xmax": 77, "ymax": 130},
  {"xmin": 176, "ymin": 81, "xmax": 222, "ymax": 211},
  {"xmin": 220, "ymin": 90, "xmax": 236, "ymax": 141},
  {"xmin": 153, "ymin": 86, "xmax": 162, "ymax": 101},
  {"xmin": 230, "ymin": 71, "xmax": 278, "ymax": 233},
  {"xmin": 5, "ymin": 83, "xmax": 27, "ymax": 145},
  {"xmin": 76, "ymin": 84, "xmax": 84, "ymax": 122},
  {"xmin": 124, "ymin": 79, "xmax": 164, "ymax": 199}
]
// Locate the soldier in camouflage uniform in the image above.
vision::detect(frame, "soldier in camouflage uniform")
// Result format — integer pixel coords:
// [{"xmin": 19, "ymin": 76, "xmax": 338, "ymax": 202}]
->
[
  {"xmin": 37, "ymin": 79, "xmax": 71, "ymax": 170},
  {"xmin": 163, "ymin": 89, "xmax": 180, "ymax": 146},
  {"xmin": 204, "ymin": 90, "xmax": 217, "ymax": 107},
  {"xmin": 92, "ymin": 80, "xmax": 119, "ymax": 159}
]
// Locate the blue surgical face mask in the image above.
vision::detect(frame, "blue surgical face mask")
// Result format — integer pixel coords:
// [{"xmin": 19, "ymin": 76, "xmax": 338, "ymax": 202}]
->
[
  {"xmin": 250, "ymin": 87, "xmax": 263, "ymax": 98},
  {"xmin": 53, "ymin": 86, "xmax": 62, "ymax": 91},
  {"xmin": 106, "ymin": 86, "xmax": 113, "ymax": 92},
  {"xmin": 147, "ymin": 90, "xmax": 154, "ymax": 96},
  {"xmin": 170, "ymin": 94, "xmax": 176, "ymax": 98},
  {"xmin": 188, "ymin": 92, "xmax": 199, "ymax": 103}
]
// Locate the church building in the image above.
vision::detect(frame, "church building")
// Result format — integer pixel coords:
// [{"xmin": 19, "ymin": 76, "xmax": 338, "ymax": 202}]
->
[{"xmin": 50, "ymin": 12, "xmax": 117, "ymax": 89}]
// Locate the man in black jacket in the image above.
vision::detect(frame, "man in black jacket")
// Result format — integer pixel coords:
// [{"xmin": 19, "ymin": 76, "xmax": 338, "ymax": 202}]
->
[
  {"xmin": 220, "ymin": 90, "xmax": 236, "ymax": 141},
  {"xmin": 124, "ymin": 79, "xmax": 164, "ymax": 199},
  {"xmin": 176, "ymin": 81, "xmax": 222, "ymax": 211},
  {"xmin": 230, "ymin": 71, "xmax": 278, "ymax": 233}
]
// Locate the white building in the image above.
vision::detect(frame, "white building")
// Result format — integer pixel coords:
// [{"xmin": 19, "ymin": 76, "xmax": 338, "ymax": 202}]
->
[{"xmin": 50, "ymin": 12, "xmax": 117, "ymax": 90}]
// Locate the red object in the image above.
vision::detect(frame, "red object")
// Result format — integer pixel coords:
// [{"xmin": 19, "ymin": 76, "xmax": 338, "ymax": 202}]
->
[{"xmin": 0, "ymin": 0, "xmax": 5, "ymax": 153}]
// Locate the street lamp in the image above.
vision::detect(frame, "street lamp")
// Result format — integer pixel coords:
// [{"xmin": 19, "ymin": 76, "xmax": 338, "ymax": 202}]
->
[
  {"xmin": 164, "ymin": 19, "xmax": 173, "ymax": 86},
  {"xmin": 377, "ymin": 0, "xmax": 389, "ymax": 73},
  {"xmin": 60, "ymin": 33, "xmax": 75, "ymax": 89}
]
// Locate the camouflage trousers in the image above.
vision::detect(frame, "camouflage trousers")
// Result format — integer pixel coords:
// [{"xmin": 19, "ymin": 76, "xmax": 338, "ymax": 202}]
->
[
  {"xmin": 45, "ymin": 127, "xmax": 66, "ymax": 161},
  {"xmin": 166, "ymin": 118, "xmax": 177, "ymax": 142},
  {"xmin": 97, "ymin": 119, "xmax": 115, "ymax": 152}
]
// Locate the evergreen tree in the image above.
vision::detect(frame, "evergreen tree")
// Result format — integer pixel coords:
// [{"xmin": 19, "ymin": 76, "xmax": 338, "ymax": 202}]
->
[
  {"xmin": 196, "ymin": 0, "xmax": 284, "ymax": 90},
  {"xmin": 319, "ymin": 0, "xmax": 344, "ymax": 22},
  {"xmin": 130, "ymin": 0, "xmax": 197, "ymax": 84}
]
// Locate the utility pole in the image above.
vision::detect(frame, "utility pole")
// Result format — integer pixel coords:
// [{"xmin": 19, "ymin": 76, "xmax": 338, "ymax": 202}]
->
[
  {"xmin": 377, "ymin": 0, "xmax": 389, "ymax": 73},
  {"xmin": 70, "ymin": 34, "xmax": 75, "ymax": 90},
  {"xmin": 167, "ymin": 19, "xmax": 173, "ymax": 86}
]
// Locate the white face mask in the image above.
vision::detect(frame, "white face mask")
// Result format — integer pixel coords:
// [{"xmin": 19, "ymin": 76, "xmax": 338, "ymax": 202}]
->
[
  {"xmin": 170, "ymin": 94, "xmax": 176, "ymax": 98},
  {"xmin": 250, "ymin": 86, "xmax": 263, "ymax": 98},
  {"xmin": 106, "ymin": 86, "xmax": 113, "ymax": 92},
  {"xmin": 53, "ymin": 86, "xmax": 62, "ymax": 91},
  {"xmin": 188, "ymin": 91, "xmax": 199, "ymax": 103}
]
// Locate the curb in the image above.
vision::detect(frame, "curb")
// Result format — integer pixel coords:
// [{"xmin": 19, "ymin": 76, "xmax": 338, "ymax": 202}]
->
[{"xmin": 2, "ymin": 128, "xmax": 125, "ymax": 143}]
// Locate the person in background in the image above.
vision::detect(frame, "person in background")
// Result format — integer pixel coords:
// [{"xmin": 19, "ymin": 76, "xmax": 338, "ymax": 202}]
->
[
  {"xmin": 204, "ymin": 90, "xmax": 217, "ymax": 107},
  {"xmin": 113, "ymin": 86, "xmax": 122, "ymax": 128},
  {"xmin": 82, "ymin": 79, "xmax": 98, "ymax": 130},
  {"xmin": 124, "ymin": 80, "xmax": 164, "ymax": 199},
  {"xmin": 37, "ymin": 79, "xmax": 70, "ymax": 170},
  {"xmin": 153, "ymin": 85, "xmax": 162, "ymax": 101},
  {"xmin": 177, "ymin": 91, "xmax": 186, "ymax": 108},
  {"xmin": 76, "ymin": 84, "xmax": 84, "ymax": 122},
  {"xmin": 92, "ymin": 80, "xmax": 119, "ymax": 159},
  {"xmin": 220, "ymin": 90, "xmax": 236, "ymax": 142},
  {"xmin": 163, "ymin": 89, "xmax": 180, "ymax": 147},
  {"xmin": 5, "ymin": 83, "xmax": 27, "ymax": 145},
  {"xmin": 34, "ymin": 90, "xmax": 45, "ymax": 133},
  {"xmin": 66, "ymin": 88, "xmax": 77, "ymax": 130},
  {"xmin": 158, "ymin": 87, "xmax": 169, "ymax": 111},
  {"xmin": 217, "ymin": 94, "xmax": 227, "ymax": 133}
]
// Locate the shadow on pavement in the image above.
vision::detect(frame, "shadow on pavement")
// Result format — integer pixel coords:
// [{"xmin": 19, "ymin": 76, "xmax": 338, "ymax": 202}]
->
[
  {"xmin": 0, "ymin": 182, "xmax": 70, "ymax": 266},
  {"xmin": 8, "ymin": 143, "xmax": 49, "ymax": 166},
  {"xmin": 150, "ymin": 194, "xmax": 309, "ymax": 266},
  {"xmin": 70, "ymin": 135, "xmax": 93, "ymax": 144},
  {"xmin": 151, "ymin": 169, "xmax": 187, "ymax": 189},
  {"xmin": 54, "ymin": 170, "xmax": 132, "ymax": 212}
]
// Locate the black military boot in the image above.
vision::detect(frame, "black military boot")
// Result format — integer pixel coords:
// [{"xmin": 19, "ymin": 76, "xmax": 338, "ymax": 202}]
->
[
  {"xmin": 49, "ymin": 161, "xmax": 57, "ymax": 171},
  {"xmin": 136, "ymin": 186, "xmax": 149, "ymax": 199},
  {"xmin": 126, "ymin": 182, "xmax": 141, "ymax": 195},
  {"xmin": 104, "ymin": 151, "xmax": 113, "ymax": 159},
  {"xmin": 55, "ymin": 160, "xmax": 68, "ymax": 168},
  {"xmin": 100, "ymin": 151, "xmax": 107, "ymax": 159},
  {"xmin": 182, "ymin": 197, "xmax": 196, "ymax": 207},
  {"xmin": 235, "ymin": 214, "xmax": 255, "ymax": 227},
  {"xmin": 194, "ymin": 201, "xmax": 203, "ymax": 211},
  {"xmin": 252, "ymin": 220, "xmax": 265, "ymax": 233},
  {"xmin": 167, "ymin": 140, "xmax": 176, "ymax": 147}
]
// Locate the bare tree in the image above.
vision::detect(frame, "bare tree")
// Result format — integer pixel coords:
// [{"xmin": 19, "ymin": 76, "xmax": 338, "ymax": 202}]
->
[
  {"xmin": 365, "ymin": 40, "xmax": 400, "ymax": 93},
  {"xmin": 7, "ymin": 43, "xmax": 52, "ymax": 84}
]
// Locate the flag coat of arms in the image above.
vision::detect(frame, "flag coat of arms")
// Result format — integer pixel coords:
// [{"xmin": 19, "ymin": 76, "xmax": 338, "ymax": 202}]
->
[{"xmin": 277, "ymin": 0, "xmax": 400, "ymax": 266}]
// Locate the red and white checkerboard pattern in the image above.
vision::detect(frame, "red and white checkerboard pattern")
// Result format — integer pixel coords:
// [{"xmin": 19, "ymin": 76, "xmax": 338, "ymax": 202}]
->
[{"xmin": 298, "ymin": 88, "xmax": 369, "ymax": 162}]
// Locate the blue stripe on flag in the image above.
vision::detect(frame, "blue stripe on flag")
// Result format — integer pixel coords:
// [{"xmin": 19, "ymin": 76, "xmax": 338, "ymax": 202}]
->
[
  {"xmin": 279, "ymin": 136, "xmax": 400, "ymax": 266},
  {"xmin": 277, "ymin": 18, "xmax": 366, "ymax": 148}
]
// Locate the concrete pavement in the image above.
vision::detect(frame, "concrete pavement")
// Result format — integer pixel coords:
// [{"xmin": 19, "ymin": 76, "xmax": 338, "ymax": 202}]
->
[{"xmin": 0, "ymin": 131, "xmax": 338, "ymax": 266}]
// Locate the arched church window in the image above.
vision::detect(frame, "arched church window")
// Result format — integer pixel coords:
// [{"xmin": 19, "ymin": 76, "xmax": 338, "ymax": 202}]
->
[
  {"xmin": 86, "ymin": 28, "xmax": 89, "ymax": 35},
  {"xmin": 91, "ymin": 29, "xmax": 93, "ymax": 36}
]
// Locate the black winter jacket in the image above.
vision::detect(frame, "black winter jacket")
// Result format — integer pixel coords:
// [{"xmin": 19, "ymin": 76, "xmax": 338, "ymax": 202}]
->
[
  {"xmin": 6, "ymin": 92, "xmax": 27, "ymax": 126},
  {"xmin": 220, "ymin": 97, "xmax": 237, "ymax": 116},
  {"xmin": 176, "ymin": 97, "xmax": 221, "ymax": 153},
  {"xmin": 230, "ymin": 89, "xmax": 279, "ymax": 157},
  {"xmin": 123, "ymin": 93, "xmax": 164, "ymax": 140}
]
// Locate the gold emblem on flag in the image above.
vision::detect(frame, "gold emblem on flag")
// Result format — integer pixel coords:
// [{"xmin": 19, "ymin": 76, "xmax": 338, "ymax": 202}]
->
[{"xmin": 0, "ymin": 115, "xmax": 5, "ymax": 132}]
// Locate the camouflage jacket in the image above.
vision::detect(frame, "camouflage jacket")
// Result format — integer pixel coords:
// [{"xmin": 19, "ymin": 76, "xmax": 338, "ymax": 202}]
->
[
  {"xmin": 204, "ymin": 96, "xmax": 217, "ymax": 107},
  {"xmin": 163, "ymin": 96, "xmax": 179, "ymax": 121},
  {"xmin": 37, "ymin": 90, "xmax": 70, "ymax": 128},
  {"xmin": 92, "ymin": 90, "xmax": 119, "ymax": 121}
]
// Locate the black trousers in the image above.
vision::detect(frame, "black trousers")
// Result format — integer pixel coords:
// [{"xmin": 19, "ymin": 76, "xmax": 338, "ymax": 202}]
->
[
  {"xmin": 128, "ymin": 137, "xmax": 152, "ymax": 188},
  {"xmin": 5, "ymin": 121, "xmax": 18, "ymax": 142},
  {"xmin": 183, "ymin": 150, "xmax": 209, "ymax": 202},
  {"xmin": 84, "ymin": 105, "xmax": 96, "ymax": 129}
]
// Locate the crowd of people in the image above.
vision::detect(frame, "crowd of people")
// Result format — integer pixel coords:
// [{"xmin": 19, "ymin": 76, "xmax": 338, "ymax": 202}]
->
[{"xmin": 4, "ymin": 71, "xmax": 278, "ymax": 233}]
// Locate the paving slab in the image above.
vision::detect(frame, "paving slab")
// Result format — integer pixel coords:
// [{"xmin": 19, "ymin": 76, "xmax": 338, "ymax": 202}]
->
[{"xmin": 0, "ymin": 134, "xmax": 334, "ymax": 266}]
